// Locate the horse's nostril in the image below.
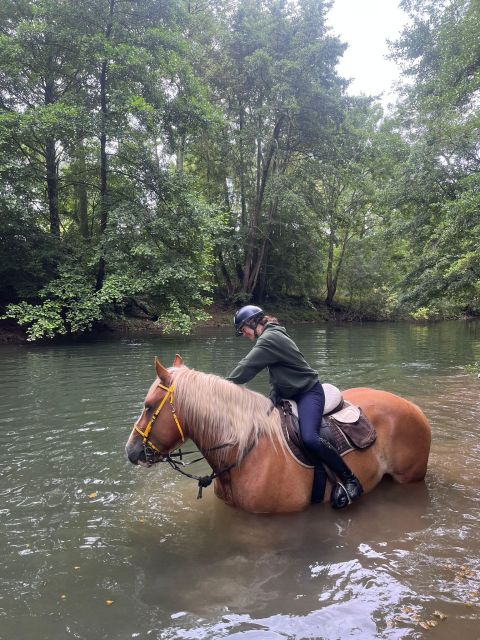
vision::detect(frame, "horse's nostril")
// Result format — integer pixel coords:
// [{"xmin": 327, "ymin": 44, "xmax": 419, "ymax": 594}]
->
[{"xmin": 126, "ymin": 441, "xmax": 146, "ymax": 465}]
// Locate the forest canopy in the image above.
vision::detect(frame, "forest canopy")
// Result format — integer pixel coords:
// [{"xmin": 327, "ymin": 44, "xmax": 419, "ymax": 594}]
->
[{"xmin": 0, "ymin": 0, "xmax": 478, "ymax": 339}]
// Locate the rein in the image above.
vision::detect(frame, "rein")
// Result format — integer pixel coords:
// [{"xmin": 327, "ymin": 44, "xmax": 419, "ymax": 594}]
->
[
  {"xmin": 164, "ymin": 443, "xmax": 240, "ymax": 499},
  {"xmin": 134, "ymin": 381, "xmax": 255, "ymax": 498}
]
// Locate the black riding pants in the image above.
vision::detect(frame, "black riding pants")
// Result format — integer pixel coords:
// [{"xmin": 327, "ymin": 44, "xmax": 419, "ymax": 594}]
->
[{"xmin": 294, "ymin": 381, "xmax": 352, "ymax": 479}]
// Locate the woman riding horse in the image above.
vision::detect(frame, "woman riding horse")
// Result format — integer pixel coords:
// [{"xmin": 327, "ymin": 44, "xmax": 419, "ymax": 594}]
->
[
  {"xmin": 126, "ymin": 354, "xmax": 432, "ymax": 514},
  {"xmin": 227, "ymin": 305, "xmax": 363, "ymax": 509}
]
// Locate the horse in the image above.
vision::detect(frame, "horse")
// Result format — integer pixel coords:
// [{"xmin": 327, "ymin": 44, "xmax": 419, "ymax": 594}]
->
[{"xmin": 125, "ymin": 356, "xmax": 432, "ymax": 514}]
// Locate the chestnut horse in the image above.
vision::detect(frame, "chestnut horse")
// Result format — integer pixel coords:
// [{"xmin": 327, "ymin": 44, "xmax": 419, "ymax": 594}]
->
[{"xmin": 125, "ymin": 356, "xmax": 432, "ymax": 514}]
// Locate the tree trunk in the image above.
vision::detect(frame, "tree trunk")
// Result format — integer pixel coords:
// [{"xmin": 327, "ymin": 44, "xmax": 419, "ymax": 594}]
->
[
  {"xmin": 75, "ymin": 139, "xmax": 89, "ymax": 239},
  {"xmin": 45, "ymin": 137, "xmax": 60, "ymax": 237},
  {"xmin": 44, "ymin": 75, "xmax": 60, "ymax": 237},
  {"xmin": 238, "ymin": 105, "xmax": 247, "ymax": 227},
  {"xmin": 176, "ymin": 135, "xmax": 185, "ymax": 171},
  {"xmin": 96, "ymin": 0, "xmax": 115, "ymax": 291},
  {"xmin": 326, "ymin": 222, "xmax": 351, "ymax": 307},
  {"xmin": 325, "ymin": 218, "xmax": 336, "ymax": 307},
  {"xmin": 242, "ymin": 117, "xmax": 283, "ymax": 295},
  {"xmin": 250, "ymin": 198, "xmax": 277, "ymax": 295},
  {"xmin": 217, "ymin": 250, "xmax": 235, "ymax": 298}
]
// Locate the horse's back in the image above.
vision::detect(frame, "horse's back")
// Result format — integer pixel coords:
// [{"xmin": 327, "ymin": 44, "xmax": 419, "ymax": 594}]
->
[{"xmin": 343, "ymin": 387, "xmax": 431, "ymax": 484}]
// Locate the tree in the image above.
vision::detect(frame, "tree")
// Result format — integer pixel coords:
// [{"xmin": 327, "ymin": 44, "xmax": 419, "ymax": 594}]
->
[
  {"xmin": 187, "ymin": 0, "xmax": 346, "ymax": 301},
  {"xmin": 0, "ymin": 0, "xmax": 90, "ymax": 238},
  {"xmin": 387, "ymin": 0, "xmax": 480, "ymax": 316},
  {"xmin": 1, "ymin": 0, "xmax": 222, "ymax": 338},
  {"xmin": 295, "ymin": 98, "xmax": 382, "ymax": 307}
]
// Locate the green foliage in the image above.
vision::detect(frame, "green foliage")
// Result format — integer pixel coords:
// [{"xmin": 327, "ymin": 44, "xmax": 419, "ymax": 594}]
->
[
  {"xmin": 2, "ymin": 260, "xmax": 144, "ymax": 340},
  {"xmin": 0, "ymin": 0, "xmax": 220, "ymax": 339},
  {"xmin": 1, "ymin": 0, "xmax": 480, "ymax": 340},
  {"xmin": 189, "ymin": 0, "xmax": 347, "ymax": 299},
  {"xmin": 463, "ymin": 362, "xmax": 480, "ymax": 376},
  {"xmin": 0, "ymin": 200, "xmax": 60, "ymax": 303},
  {"xmin": 387, "ymin": 0, "xmax": 480, "ymax": 318},
  {"xmin": 409, "ymin": 307, "xmax": 431, "ymax": 322},
  {"xmin": 159, "ymin": 302, "xmax": 211, "ymax": 335}
]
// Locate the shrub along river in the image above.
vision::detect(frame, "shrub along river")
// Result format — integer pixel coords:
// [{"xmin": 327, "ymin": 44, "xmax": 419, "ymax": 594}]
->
[{"xmin": 0, "ymin": 320, "xmax": 479, "ymax": 639}]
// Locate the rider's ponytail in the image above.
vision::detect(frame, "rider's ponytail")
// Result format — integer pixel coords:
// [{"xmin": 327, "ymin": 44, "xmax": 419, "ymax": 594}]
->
[{"xmin": 259, "ymin": 315, "xmax": 280, "ymax": 326}]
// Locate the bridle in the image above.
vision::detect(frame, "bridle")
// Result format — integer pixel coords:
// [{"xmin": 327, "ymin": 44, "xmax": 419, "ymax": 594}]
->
[
  {"xmin": 134, "ymin": 382, "xmax": 185, "ymax": 459},
  {"xmin": 132, "ymin": 379, "xmax": 255, "ymax": 498}
]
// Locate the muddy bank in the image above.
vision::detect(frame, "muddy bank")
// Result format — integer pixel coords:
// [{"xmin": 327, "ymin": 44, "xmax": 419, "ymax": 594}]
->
[
  {"xmin": 3, "ymin": 303, "xmax": 475, "ymax": 345},
  {"xmin": 0, "ymin": 304, "xmax": 329, "ymax": 344},
  {"xmin": 0, "ymin": 319, "xmax": 27, "ymax": 344}
]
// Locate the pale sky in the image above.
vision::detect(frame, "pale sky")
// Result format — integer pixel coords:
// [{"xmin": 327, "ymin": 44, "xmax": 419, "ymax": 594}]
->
[{"xmin": 327, "ymin": 0, "xmax": 408, "ymax": 109}]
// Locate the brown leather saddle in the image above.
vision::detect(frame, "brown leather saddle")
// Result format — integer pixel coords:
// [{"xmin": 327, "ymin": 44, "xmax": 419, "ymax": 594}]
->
[{"xmin": 280, "ymin": 394, "xmax": 377, "ymax": 468}]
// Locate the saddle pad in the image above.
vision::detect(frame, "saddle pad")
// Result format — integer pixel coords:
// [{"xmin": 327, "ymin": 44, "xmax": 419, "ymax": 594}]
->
[
  {"xmin": 330, "ymin": 402, "xmax": 361, "ymax": 424},
  {"xmin": 281, "ymin": 382, "xmax": 343, "ymax": 418}
]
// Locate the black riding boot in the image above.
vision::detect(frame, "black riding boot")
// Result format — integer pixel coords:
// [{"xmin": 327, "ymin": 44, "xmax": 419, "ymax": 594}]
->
[
  {"xmin": 310, "ymin": 438, "xmax": 363, "ymax": 509},
  {"xmin": 331, "ymin": 471, "xmax": 363, "ymax": 509}
]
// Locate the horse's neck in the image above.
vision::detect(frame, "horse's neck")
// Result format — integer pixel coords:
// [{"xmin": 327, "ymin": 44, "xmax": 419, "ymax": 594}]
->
[
  {"xmin": 174, "ymin": 378, "xmax": 227, "ymax": 458},
  {"xmin": 174, "ymin": 367, "xmax": 284, "ymax": 475},
  {"xmin": 184, "ymin": 403, "xmax": 238, "ymax": 466}
]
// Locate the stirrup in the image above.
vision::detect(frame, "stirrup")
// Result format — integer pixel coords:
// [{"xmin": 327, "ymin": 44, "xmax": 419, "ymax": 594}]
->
[{"xmin": 331, "ymin": 481, "xmax": 352, "ymax": 509}]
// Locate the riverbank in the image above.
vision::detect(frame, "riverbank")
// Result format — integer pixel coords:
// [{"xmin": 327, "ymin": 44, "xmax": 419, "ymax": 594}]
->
[
  {"xmin": 0, "ymin": 319, "xmax": 28, "ymax": 344},
  {"xmin": 2, "ymin": 303, "xmax": 477, "ymax": 345},
  {"xmin": 0, "ymin": 303, "xmax": 328, "ymax": 344}
]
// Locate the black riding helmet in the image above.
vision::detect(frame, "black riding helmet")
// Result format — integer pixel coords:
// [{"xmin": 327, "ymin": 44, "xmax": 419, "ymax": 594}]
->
[{"xmin": 233, "ymin": 305, "xmax": 264, "ymax": 336}]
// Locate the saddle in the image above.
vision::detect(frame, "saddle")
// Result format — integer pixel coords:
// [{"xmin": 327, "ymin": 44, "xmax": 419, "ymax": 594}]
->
[{"xmin": 279, "ymin": 384, "xmax": 376, "ymax": 502}]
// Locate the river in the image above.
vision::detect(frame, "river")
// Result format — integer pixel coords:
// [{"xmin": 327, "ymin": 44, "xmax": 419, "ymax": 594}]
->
[{"xmin": 0, "ymin": 321, "xmax": 479, "ymax": 639}]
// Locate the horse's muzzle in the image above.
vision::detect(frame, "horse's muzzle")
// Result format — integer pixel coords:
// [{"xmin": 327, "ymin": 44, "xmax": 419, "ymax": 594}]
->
[
  {"xmin": 125, "ymin": 439, "xmax": 146, "ymax": 466},
  {"xmin": 126, "ymin": 439, "xmax": 166, "ymax": 467}
]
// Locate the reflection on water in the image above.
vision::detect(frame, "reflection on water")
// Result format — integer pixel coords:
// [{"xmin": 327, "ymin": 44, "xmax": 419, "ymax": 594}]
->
[{"xmin": 0, "ymin": 321, "xmax": 479, "ymax": 639}]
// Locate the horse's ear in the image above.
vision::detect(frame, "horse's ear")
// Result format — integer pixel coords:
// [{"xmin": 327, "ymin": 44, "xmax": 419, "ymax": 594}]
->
[
  {"xmin": 173, "ymin": 353, "xmax": 183, "ymax": 367},
  {"xmin": 154, "ymin": 357, "xmax": 171, "ymax": 383}
]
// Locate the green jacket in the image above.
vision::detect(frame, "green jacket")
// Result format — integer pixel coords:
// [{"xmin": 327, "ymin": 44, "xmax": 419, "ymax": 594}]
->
[{"xmin": 226, "ymin": 323, "xmax": 319, "ymax": 399}]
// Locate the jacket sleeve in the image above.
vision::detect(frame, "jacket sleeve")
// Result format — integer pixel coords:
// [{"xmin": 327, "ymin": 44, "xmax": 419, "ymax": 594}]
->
[{"xmin": 226, "ymin": 342, "xmax": 277, "ymax": 385}]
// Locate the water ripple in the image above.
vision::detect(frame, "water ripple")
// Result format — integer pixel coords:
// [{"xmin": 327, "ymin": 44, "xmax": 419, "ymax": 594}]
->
[{"xmin": 1, "ymin": 322, "xmax": 480, "ymax": 639}]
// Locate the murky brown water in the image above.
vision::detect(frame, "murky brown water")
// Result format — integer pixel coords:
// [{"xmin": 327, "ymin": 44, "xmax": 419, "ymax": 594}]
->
[{"xmin": 0, "ymin": 321, "xmax": 479, "ymax": 639}]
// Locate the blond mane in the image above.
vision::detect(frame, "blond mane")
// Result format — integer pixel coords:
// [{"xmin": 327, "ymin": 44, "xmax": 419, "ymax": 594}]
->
[{"xmin": 170, "ymin": 366, "xmax": 285, "ymax": 462}]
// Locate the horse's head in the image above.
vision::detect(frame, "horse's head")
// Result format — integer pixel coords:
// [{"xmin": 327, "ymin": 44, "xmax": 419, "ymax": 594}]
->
[{"xmin": 125, "ymin": 354, "xmax": 185, "ymax": 467}]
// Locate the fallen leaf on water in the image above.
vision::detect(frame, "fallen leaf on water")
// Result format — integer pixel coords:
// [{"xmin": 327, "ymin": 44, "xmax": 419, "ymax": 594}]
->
[
  {"xmin": 432, "ymin": 611, "xmax": 448, "ymax": 620},
  {"xmin": 88, "ymin": 491, "xmax": 97, "ymax": 499},
  {"xmin": 419, "ymin": 620, "xmax": 438, "ymax": 629}
]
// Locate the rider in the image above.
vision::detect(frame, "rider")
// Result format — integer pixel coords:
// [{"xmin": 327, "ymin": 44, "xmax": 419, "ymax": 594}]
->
[{"xmin": 226, "ymin": 304, "xmax": 363, "ymax": 509}]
